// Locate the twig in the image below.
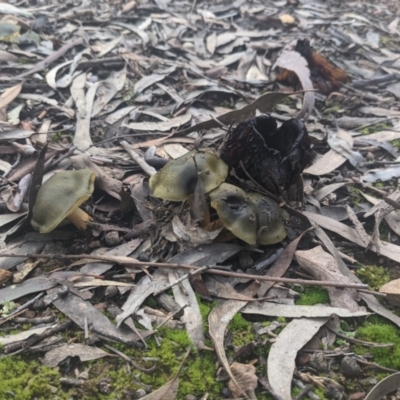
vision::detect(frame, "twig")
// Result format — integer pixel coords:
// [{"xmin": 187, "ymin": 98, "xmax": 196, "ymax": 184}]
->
[
  {"xmin": 120, "ymin": 140, "xmax": 157, "ymax": 176},
  {"xmin": 15, "ymin": 37, "xmax": 84, "ymax": 79},
  {"xmin": 153, "ymin": 265, "xmax": 211, "ymax": 296},
  {"xmin": 155, "ymin": 304, "xmax": 189, "ymax": 330},
  {"xmin": 293, "ymin": 385, "xmax": 312, "ymax": 400},
  {"xmin": 0, "ymin": 292, "xmax": 44, "ymax": 326},
  {"xmin": 0, "ymin": 253, "xmax": 369, "ymax": 289},
  {"xmin": 325, "ymin": 326, "xmax": 393, "ymax": 348},
  {"xmin": 102, "ymin": 343, "xmax": 157, "ymax": 372},
  {"xmin": 383, "ymin": 196, "xmax": 400, "ymax": 210},
  {"xmin": 354, "ymin": 355, "xmax": 399, "ymax": 373}
]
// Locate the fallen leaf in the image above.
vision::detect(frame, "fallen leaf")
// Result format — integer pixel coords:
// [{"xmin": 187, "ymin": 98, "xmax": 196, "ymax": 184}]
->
[
  {"xmin": 0, "ymin": 82, "xmax": 23, "ymax": 109},
  {"xmin": 42, "ymin": 343, "xmax": 111, "ymax": 367},
  {"xmin": 268, "ymin": 318, "xmax": 329, "ymax": 400},
  {"xmin": 273, "ymin": 50, "xmax": 315, "ymax": 120}
]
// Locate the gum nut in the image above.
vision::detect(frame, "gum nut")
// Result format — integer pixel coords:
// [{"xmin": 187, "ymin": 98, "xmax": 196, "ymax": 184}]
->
[
  {"xmin": 210, "ymin": 183, "xmax": 258, "ymax": 245},
  {"xmin": 31, "ymin": 169, "xmax": 96, "ymax": 233},
  {"xmin": 248, "ymin": 192, "xmax": 286, "ymax": 245},
  {"xmin": 149, "ymin": 150, "xmax": 228, "ymax": 201}
]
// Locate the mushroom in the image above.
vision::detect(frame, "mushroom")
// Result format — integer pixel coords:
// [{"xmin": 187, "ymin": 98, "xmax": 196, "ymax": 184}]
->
[
  {"xmin": 247, "ymin": 192, "xmax": 286, "ymax": 245},
  {"xmin": 210, "ymin": 183, "xmax": 258, "ymax": 245},
  {"xmin": 149, "ymin": 150, "xmax": 228, "ymax": 201},
  {"xmin": 210, "ymin": 183, "xmax": 286, "ymax": 245},
  {"xmin": 31, "ymin": 169, "xmax": 96, "ymax": 233}
]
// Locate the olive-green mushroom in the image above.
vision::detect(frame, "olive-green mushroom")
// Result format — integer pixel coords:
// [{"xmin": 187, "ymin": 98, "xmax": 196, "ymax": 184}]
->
[
  {"xmin": 31, "ymin": 169, "xmax": 96, "ymax": 233},
  {"xmin": 247, "ymin": 192, "xmax": 286, "ymax": 245},
  {"xmin": 210, "ymin": 183, "xmax": 286, "ymax": 245},
  {"xmin": 210, "ymin": 183, "xmax": 258, "ymax": 245},
  {"xmin": 149, "ymin": 150, "xmax": 228, "ymax": 201}
]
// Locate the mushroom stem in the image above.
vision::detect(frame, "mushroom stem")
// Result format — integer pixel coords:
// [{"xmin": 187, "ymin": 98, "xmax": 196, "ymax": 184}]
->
[{"xmin": 66, "ymin": 207, "xmax": 93, "ymax": 231}]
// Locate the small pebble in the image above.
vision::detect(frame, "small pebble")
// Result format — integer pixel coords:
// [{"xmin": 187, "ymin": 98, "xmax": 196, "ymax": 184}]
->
[
  {"xmin": 105, "ymin": 285, "xmax": 118, "ymax": 299},
  {"xmin": 340, "ymin": 356, "xmax": 361, "ymax": 378},
  {"xmin": 325, "ymin": 384, "xmax": 343, "ymax": 400},
  {"xmin": 185, "ymin": 395, "xmax": 198, "ymax": 400},
  {"xmin": 104, "ymin": 231, "xmax": 121, "ymax": 247},
  {"xmin": 134, "ymin": 388, "xmax": 147, "ymax": 399},
  {"xmin": 309, "ymin": 351, "xmax": 328, "ymax": 372}
]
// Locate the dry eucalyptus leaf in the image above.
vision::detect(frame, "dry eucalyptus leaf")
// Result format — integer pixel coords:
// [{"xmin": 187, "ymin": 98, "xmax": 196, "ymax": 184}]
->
[
  {"xmin": 0, "ymin": 269, "xmax": 12, "ymax": 285},
  {"xmin": 42, "ymin": 343, "xmax": 111, "ymax": 367},
  {"xmin": 305, "ymin": 211, "xmax": 400, "ymax": 264},
  {"xmin": 124, "ymin": 112, "xmax": 192, "ymax": 132},
  {"xmin": 268, "ymin": 318, "xmax": 329, "ymax": 400},
  {"xmin": 379, "ymin": 279, "xmax": 400, "ymax": 307},
  {"xmin": 208, "ymin": 282, "xmax": 259, "ymax": 398},
  {"xmin": 0, "ymin": 82, "xmax": 22, "ymax": 109},
  {"xmin": 71, "ymin": 73, "xmax": 95, "ymax": 151},
  {"xmin": 171, "ymin": 215, "xmax": 222, "ymax": 244},
  {"xmin": 168, "ymin": 268, "xmax": 205, "ymax": 348},
  {"xmin": 273, "ymin": 50, "xmax": 314, "ymax": 120},
  {"xmin": 0, "ymin": 324, "xmax": 57, "ymax": 346},
  {"xmin": 295, "ymin": 246, "xmax": 362, "ymax": 312},
  {"xmin": 116, "ymin": 271, "xmax": 169, "ymax": 328},
  {"xmin": 364, "ymin": 372, "xmax": 400, "ymax": 400},
  {"xmin": 228, "ymin": 362, "xmax": 258, "ymax": 398},
  {"xmin": 242, "ymin": 302, "xmax": 369, "ymax": 318},
  {"xmin": 177, "ymin": 91, "xmax": 292, "ymax": 137},
  {"xmin": 305, "ymin": 130, "xmax": 354, "ymax": 176}
]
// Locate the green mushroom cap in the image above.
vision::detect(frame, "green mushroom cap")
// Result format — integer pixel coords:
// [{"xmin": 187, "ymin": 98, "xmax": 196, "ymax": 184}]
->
[
  {"xmin": 247, "ymin": 192, "xmax": 286, "ymax": 245},
  {"xmin": 149, "ymin": 150, "xmax": 228, "ymax": 201},
  {"xmin": 31, "ymin": 169, "xmax": 96, "ymax": 234},
  {"xmin": 210, "ymin": 183, "xmax": 286, "ymax": 245}
]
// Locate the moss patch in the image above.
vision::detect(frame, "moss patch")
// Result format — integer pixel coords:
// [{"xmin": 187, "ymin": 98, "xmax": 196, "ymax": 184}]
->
[
  {"xmin": 229, "ymin": 313, "xmax": 255, "ymax": 346},
  {"xmin": 355, "ymin": 316, "xmax": 400, "ymax": 369},
  {"xmin": 0, "ymin": 356, "xmax": 68, "ymax": 400},
  {"xmin": 356, "ymin": 265, "xmax": 391, "ymax": 290},
  {"xmin": 295, "ymin": 286, "xmax": 330, "ymax": 306},
  {"xmin": 140, "ymin": 328, "xmax": 221, "ymax": 398}
]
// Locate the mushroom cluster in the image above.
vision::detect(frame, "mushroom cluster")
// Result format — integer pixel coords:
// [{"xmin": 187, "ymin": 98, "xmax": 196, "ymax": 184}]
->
[
  {"xmin": 31, "ymin": 169, "xmax": 96, "ymax": 233},
  {"xmin": 149, "ymin": 150, "xmax": 286, "ymax": 245}
]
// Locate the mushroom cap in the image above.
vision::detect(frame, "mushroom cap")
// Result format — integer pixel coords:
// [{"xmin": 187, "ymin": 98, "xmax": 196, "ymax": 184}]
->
[
  {"xmin": 149, "ymin": 150, "xmax": 228, "ymax": 201},
  {"xmin": 31, "ymin": 169, "xmax": 96, "ymax": 233},
  {"xmin": 210, "ymin": 183, "xmax": 258, "ymax": 245},
  {"xmin": 247, "ymin": 192, "xmax": 286, "ymax": 245}
]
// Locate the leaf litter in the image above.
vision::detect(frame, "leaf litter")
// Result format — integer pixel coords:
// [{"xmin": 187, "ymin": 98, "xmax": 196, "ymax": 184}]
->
[{"xmin": 1, "ymin": 0, "xmax": 400, "ymax": 399}]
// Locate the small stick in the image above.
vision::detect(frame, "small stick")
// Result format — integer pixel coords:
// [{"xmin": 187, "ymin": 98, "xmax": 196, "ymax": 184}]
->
[
  {"xmin": 326, "ymin": 325, "xmax": 393, "ymax": 348},
  {"xmin": 155, "ymin": 304, "xmax": 189, "ymax": 330},
  {"xmin": 0, "ymin": 253, "xmax": 369, "ymax": 290},
  {"xmin": 0, "ymin": 292, "xmax": 44, "ymax": 326},
  {"xmin": 354, "ymin": 356, "xmax": 399, "ymax": 373},
  {"xmin": 153, "ymin": 265, "xmax": 211, "ymax": 296},
  {"xmin": 102, "ymin": 343, "xmax": 157, "ymax": 372},
  {"xmin": 120, "ymin": 140, "xmax": 157, "ymax": 176},
  {"xmin": 16, "ymin": 37, "xmax": 84, "ymax": 79}
]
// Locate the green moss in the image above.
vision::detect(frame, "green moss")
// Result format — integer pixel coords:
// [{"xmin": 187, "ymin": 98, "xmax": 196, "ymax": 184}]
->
[
  {"xmin": 229, "ymin": 314, "xmax": 255, "ymax": 346},
  {"xmin": 140, "ymin": 328, "xmax": 221, "ymax": 398},
  {"xmin": 355, "ymin": 316, "xmax": 400, "ymax": 369},
  {"xmin": 359, "ymin": 122, "xmax": 393, "ymax": 135},
  {"xmin": 180, "ymin": 351, "xmax": 222, "ymax": 396},
  {"xmin": 380, "ymin": 36, "xmax": 394, "ymax": 46},
  {"xmin": 314, "ymin": 386, "xmax": 328, "ymax": 400},
  {"xmin": 322, "ymin": 100, "xmax": 344, "ymax": 116},
  {"xmin": 295, "ymin": 286, "xmax": 330, "ymax": 306},
  {"xmin": 0, "ymin": 301, "xmax": 17, "ymax": 316},
  {"xmin": 0, "ymin": 356, "xmax": 68, "ymax": 400},
  {"xmin": 356, "ymin": 265, "xmax": 390, "ymax": 290}
]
